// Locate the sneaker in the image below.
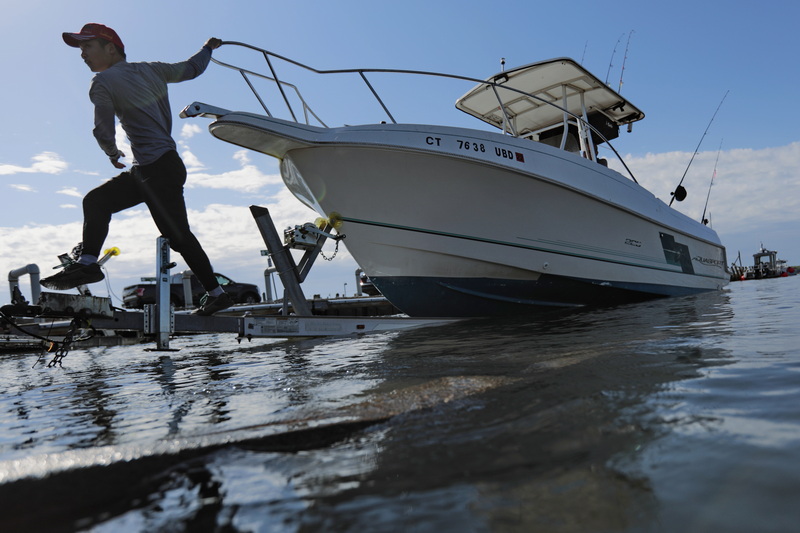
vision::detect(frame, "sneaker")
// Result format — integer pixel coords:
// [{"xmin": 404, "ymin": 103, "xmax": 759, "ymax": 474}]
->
[
  {"xmin": 40, "ymin": 263, "xmax": 104, "ymax": 290},
  {"xmin": 193, "ymin": 292, "xmax": 234, "ymax": 316}
]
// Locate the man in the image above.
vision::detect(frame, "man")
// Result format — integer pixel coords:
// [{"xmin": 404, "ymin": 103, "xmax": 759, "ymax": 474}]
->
[{"xmin": 43, "ymin": 23, "xmax": 231, "ymax": 315}]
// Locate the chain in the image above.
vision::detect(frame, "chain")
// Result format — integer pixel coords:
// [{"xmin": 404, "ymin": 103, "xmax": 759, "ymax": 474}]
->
[
  {"xmin": 45, "ymin": 337, "xmax": 72, "ymax": 368},
  {"xmin": 32, "ymin": 317, "xmax": 96, "ymax": 368},
  {"xmin": 0, "ymin": 309, "xmax": 96, "ymax": 369},
  {"xmin": 320, "ymin": 239, "xmax": 341, "ymax": 261}
]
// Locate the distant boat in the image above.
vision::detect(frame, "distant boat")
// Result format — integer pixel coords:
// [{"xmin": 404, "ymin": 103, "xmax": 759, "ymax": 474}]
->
[
  {"xmin": 730, "ymin": 245, "xmax": 796, "ymax": 281},
  {"xmin": 182, "ymin": 44, "xmax": 729, "ymax": 317}
]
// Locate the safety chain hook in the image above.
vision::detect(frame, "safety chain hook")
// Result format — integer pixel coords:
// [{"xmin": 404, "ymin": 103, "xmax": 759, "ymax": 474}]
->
[
  {"xmin": 33, "ymin": 316, "xmax": 96, "ymax": 368},
  {"xmin": 320, "ymin": 239, "xmax": 341, "ymax": 261}
]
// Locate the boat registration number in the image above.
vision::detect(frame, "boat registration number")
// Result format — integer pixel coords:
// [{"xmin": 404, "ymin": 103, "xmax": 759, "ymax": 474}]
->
[
  {"xmin": 455, "ymin": 140, "xmax": 486, "ymax": 152},
  {"xmin": 426, "ymin": 136, "xmax": 525, "ymax": 163}
]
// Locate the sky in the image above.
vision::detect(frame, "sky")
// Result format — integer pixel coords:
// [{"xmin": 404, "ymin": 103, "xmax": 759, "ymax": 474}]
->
[{"xmin": 2, "ymin": 0, "xmax": 800, "ymax": 306}]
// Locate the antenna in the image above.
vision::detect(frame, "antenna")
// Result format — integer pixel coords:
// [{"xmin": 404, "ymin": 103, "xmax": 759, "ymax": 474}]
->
[
  {"xmin": 669, "ymin": 90, "xmax": 729, "ymax": 206},
  {"xmin": 617, "ymin": 30, "xmax": 634, "ymax": 93},
  {"xmin": 500, "ymin": 57, "xmax": 506, "ymax": 72}
]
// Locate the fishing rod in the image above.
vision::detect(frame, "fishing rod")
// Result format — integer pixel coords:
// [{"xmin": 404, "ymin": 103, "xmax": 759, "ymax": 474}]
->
[
  {"xmin": 669, "ymin": 90, "xmax": 729, "ymax": 206},
  {"xmin": 617, "ymin": 30, "xmax": 634, "ymax": 93},
  {"xmin": 605, "ymin": 33, "xmax": 625, "ymax": 84},
  {"xmin": 701, "ymin": 139, "xmax": 723, "ymax": 225}
]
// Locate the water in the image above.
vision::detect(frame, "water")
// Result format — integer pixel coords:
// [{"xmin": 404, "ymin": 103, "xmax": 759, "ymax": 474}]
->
[{"xmin": 1, "ymin": 276, "xmax": 798, "ymax": 532}]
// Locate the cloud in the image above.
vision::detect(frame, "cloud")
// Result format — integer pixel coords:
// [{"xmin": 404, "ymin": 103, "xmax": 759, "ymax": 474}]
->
[
  {"xmin": 181, "ymin": 149, "xmax": 205, "ymax": 172},
  {"xmin": 615, "ymin": 142, "xmax": 800, "ymax": 235},
  {"xmin": 56, "ymin": 187, "xmax": 82, "ymax": 198},
  {"xmin": 187, "ymin": 149, "xmax": 281, "ymax": 193},
  {"xmin": 60, "ymin": 204, "xmax": 78, "ymax": 209},
  {"xmin": 0, "ymin": 152, "xmax": 67, "ymax": 175},
  {"xmin": 180, "ymin": 123, "xmax": 203, "ymax": 139},
  {"xmin": 0, "ymin": 191, "xmax": 354, "ymax": 306},
  {"xmin": 178, "ymin": 126, "xmax": 206, "ymax": 170},
  {"xmin": 9, "ymin": 184, "xmax": 36, "ymax": 192},
  {"xmin": 234, "ymin": 151, "xmax": 250, "ymax": 165}
]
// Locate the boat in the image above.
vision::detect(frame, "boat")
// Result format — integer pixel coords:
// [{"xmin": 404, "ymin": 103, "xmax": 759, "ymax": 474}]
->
[
  {"xmin": 730, "ymin": 245, "xmax": 796, "ymax": 280},
  {"xmin": 181, "ymin": 42, "xmax": 729, "ymax": 317}
]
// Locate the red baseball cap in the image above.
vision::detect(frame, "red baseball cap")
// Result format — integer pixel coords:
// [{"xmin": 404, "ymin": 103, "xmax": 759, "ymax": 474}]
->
[{"xmin": 63, "ymin": 23, "xmax": 124, "ymax": 52}]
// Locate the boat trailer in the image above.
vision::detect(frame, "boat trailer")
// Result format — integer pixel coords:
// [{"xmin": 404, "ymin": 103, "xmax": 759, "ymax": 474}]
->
[{"xmin": 1, "ymin": 206, "xmax": 457, "ymax": 355}]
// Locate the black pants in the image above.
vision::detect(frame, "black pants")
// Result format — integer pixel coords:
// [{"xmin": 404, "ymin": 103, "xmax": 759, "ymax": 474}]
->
[{"xmin": 82, "ymin": 150, "xmax": 218, "ymax": 291}]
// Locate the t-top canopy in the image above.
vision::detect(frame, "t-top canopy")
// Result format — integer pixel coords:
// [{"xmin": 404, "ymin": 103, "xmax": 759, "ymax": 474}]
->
[{"xmin": 455, "ymin": 58, "xmax": 644, "ymax": 137}]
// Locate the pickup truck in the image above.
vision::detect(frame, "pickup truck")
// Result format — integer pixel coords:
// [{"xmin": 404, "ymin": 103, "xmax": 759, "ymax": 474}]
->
[{"xmin": 122, "ymin": 272, "xmax": 261, "ymax": 309}]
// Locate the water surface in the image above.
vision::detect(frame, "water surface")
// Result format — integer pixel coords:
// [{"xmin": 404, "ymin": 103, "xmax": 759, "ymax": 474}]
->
[{"xmin": 1, "ymin": 277, "xmax": 798, "ymax": 532}]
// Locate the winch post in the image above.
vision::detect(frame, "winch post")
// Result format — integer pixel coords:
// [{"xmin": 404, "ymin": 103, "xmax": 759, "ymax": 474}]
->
[
  {"xmin": 294, "ymin": 223, "xmax": 334, "ymax": 283},
  {"xmin": 181, "ymin": 270, "xmax": 193, "ymax": 309},
  {"xmin": 263, "ymin": 257, "xmax": 276, "ymax": 303},
  {"xmin": 250, "ymin": 205, "xmax": 312, "ymax": 316},
  {"xmin": 154, "ymin": 236, "xmax": 175, "ymax": 349}
]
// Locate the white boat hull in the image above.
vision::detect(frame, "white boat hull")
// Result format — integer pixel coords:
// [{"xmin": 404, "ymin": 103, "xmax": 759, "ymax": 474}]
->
[{"xmin": 210, "ymin": 115, "xmax": 729, "ymax": 317}]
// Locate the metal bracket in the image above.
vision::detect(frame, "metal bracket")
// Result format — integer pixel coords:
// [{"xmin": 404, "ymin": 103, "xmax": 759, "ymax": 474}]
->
[
  {"xmin": 179, "ymin": 101, "xmax": 232, "ymax": 119},
  {"xmin": 251, "ymin": 206, "xmax": 329, "ymax": 316},
  {"xmin": 284, "ymin": 223, "xmax": 341, "ymax": 250},
  {"xmin": 152, "ymin": 236, "xmax": 176, "ymax": 350},
  {"xmin": 143, "ymin": 303, "xmax": 174, "ymax": 334}
]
